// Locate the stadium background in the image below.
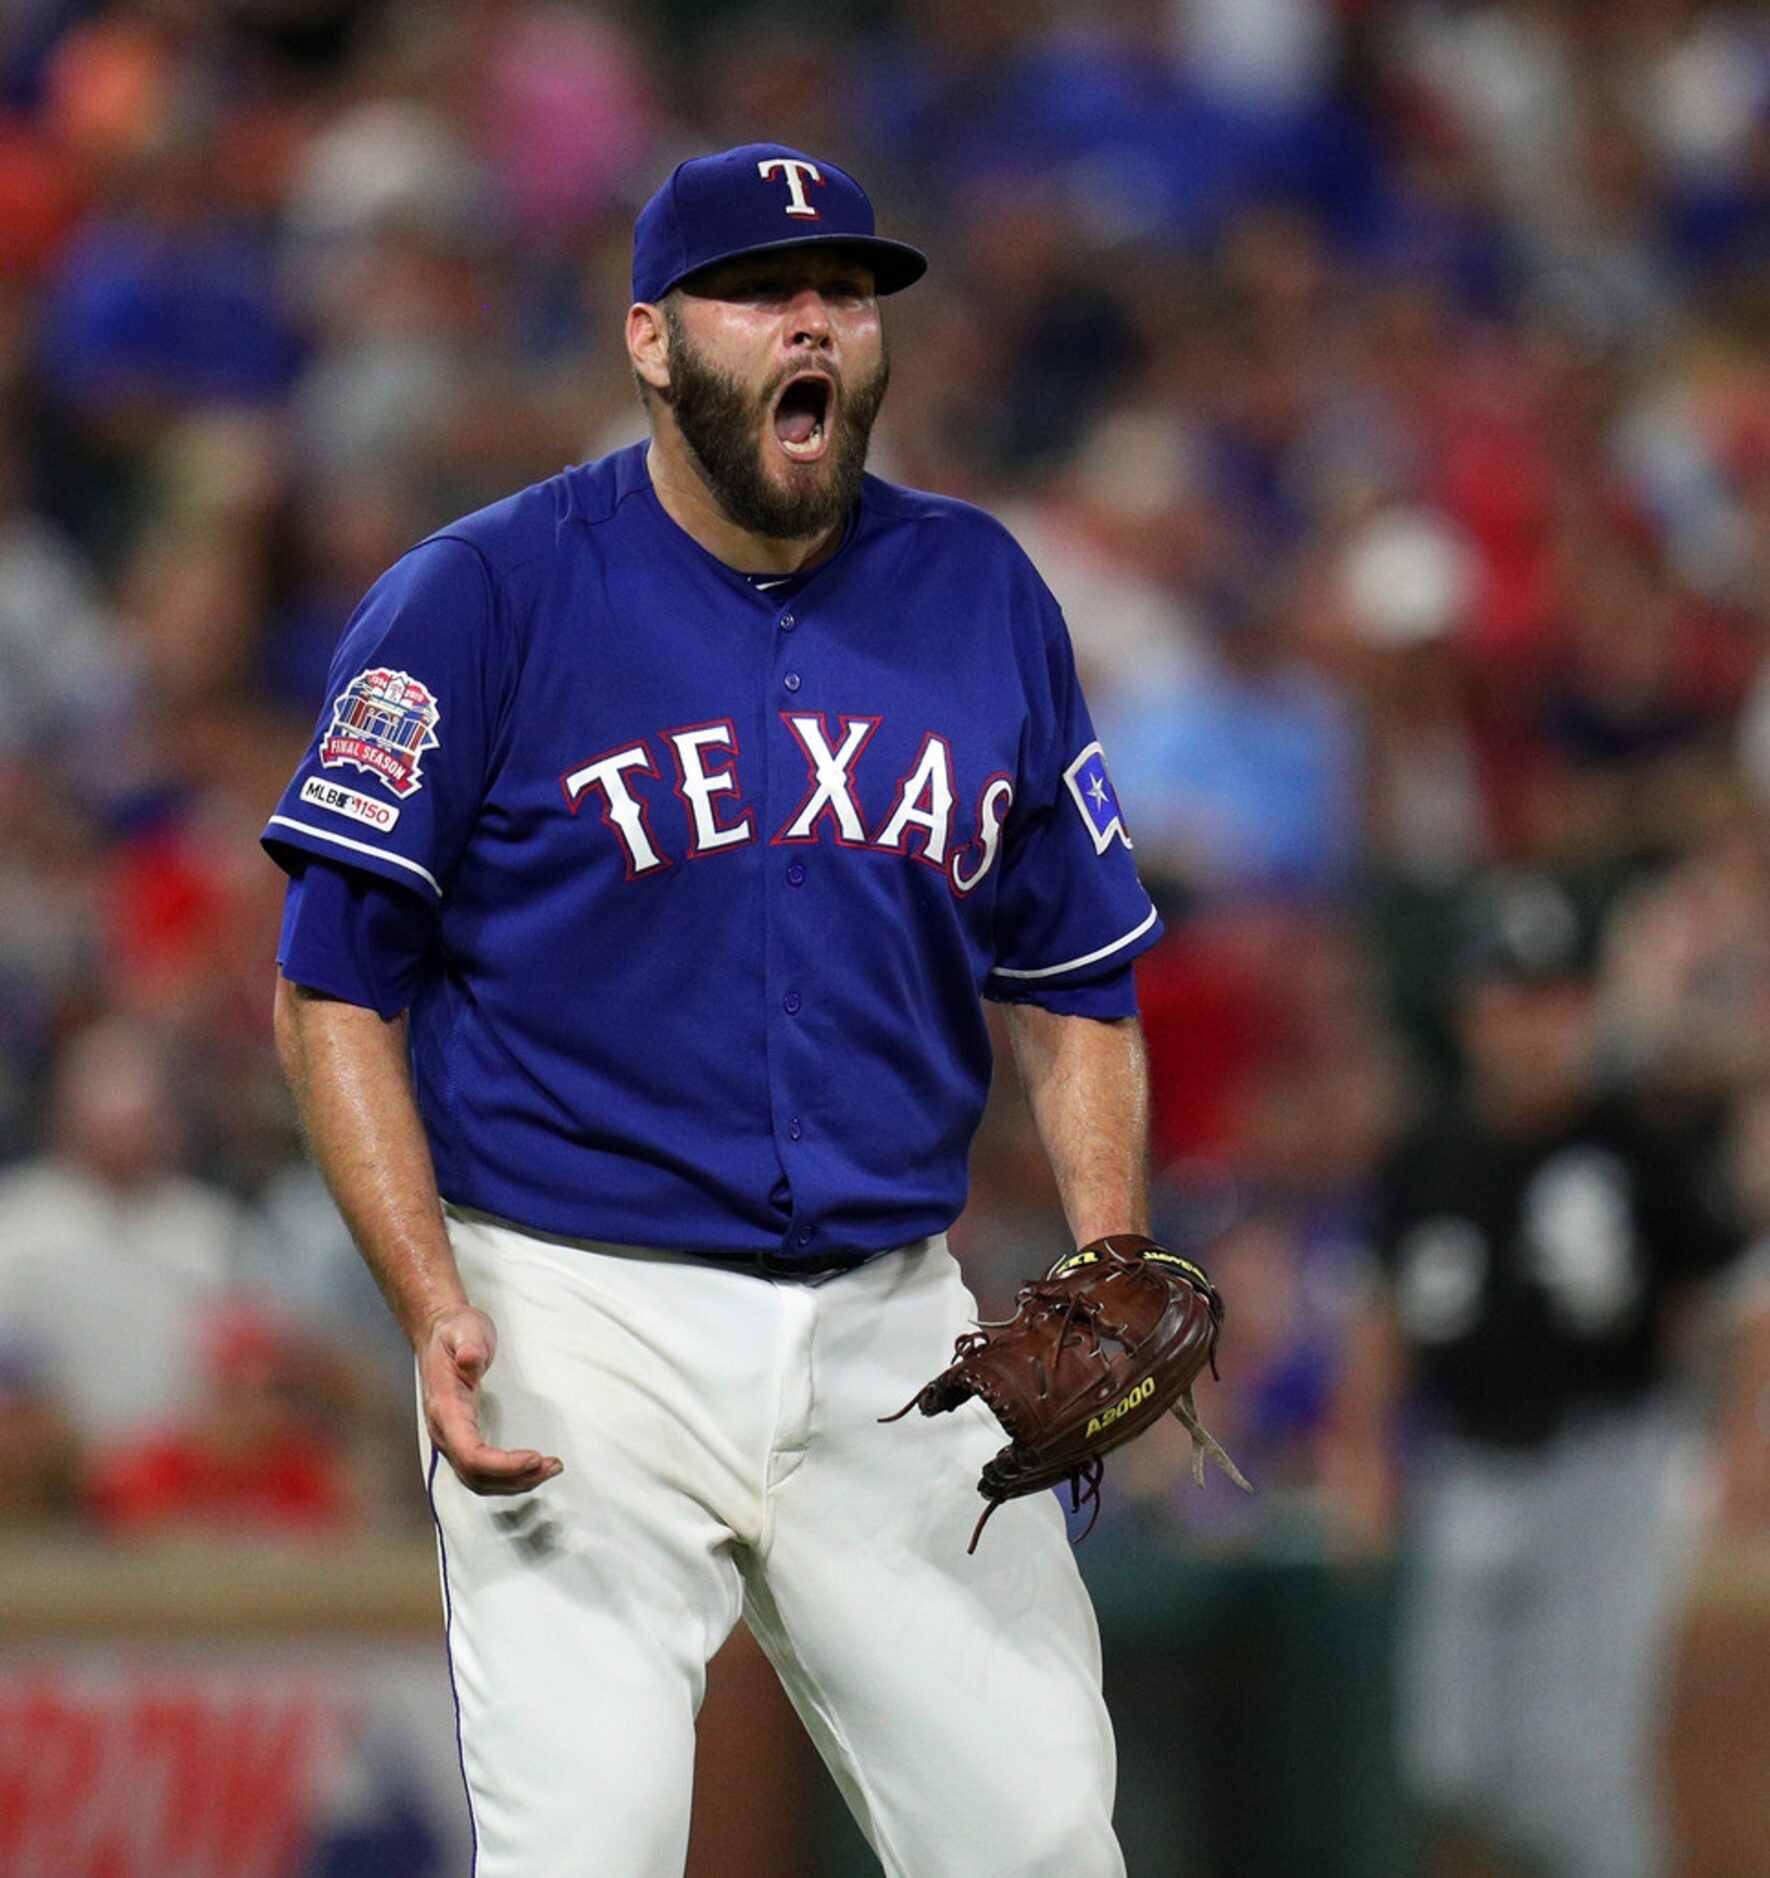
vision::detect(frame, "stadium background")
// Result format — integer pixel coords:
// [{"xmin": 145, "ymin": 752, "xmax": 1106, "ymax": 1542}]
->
[{"xmin": 0, "ymin": 0, "xmax": 1767, "ymax": 1871}]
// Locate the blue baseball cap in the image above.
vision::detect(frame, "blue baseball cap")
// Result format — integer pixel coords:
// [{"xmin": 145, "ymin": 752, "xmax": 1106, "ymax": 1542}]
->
[{"xmin": 632, "ymin": 143, "xmax": 928, "ymax": 305}]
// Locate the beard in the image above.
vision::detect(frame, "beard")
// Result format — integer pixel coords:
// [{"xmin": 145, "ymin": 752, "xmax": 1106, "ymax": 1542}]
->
[{"xmin": 660, "ymin": 305, "xmax": 889, "ymax": 542}]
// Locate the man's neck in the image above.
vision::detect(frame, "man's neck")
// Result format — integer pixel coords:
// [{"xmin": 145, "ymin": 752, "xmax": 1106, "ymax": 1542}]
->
[{"xmin": 645, "ymin": 434, "xmax": 844, "ymax": 579}]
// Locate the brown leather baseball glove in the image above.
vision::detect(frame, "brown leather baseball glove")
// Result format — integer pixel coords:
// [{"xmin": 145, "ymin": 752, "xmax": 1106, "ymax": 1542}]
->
[{"xmin": 886, "ymin": 1234, "xmax": 1251, "ymax": 1552}]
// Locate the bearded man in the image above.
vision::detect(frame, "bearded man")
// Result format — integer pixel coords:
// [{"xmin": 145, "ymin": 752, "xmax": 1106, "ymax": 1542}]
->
[{"xmin": 264, "ymin": 145, "xmax": 1175, "ymax": 1878}]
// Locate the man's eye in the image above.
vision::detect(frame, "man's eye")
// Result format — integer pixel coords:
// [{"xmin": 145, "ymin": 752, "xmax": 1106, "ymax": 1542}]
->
[{"xmin": 726, "ymin": 277, "xmax": 871, "ymax": 304}]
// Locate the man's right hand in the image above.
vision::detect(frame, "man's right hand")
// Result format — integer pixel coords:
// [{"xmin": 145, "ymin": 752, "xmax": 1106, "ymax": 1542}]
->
[{"xmin": 420, "ymin": 1304, "xmax": 564, "ymax": 1496}]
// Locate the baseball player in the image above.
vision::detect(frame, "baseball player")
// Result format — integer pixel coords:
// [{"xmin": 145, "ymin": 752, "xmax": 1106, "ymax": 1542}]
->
[
  {"xmin": 265, "ymin": 145, "xmax": 1175, "ymax": 1877},
  {"xmin": 1326, "ymin": 873, "xmax": 1756, "ymax": 1878}
]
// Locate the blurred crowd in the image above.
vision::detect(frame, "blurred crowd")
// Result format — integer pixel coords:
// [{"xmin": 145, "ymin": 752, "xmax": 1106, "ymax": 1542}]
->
[{"xmin": 0, "ymin": 0, "xmax": 1767, "ymax": 1577}]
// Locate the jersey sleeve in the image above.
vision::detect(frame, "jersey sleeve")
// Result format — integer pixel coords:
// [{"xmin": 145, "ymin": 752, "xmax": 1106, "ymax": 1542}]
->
[
  {"xmin": 990, "ymin": 958, "xmax": 1140, "ymax": 1018},
  {"xmin": 277, "ymin": 854, "xmax": 439, "ymax": 1020},
  {"xmin": 986, "ymin": 585, "xmax": 1163, "ymax": 1003},
  {"xmin": 260, "ymin": 536, "xmax": 500, "ymax": 904}
]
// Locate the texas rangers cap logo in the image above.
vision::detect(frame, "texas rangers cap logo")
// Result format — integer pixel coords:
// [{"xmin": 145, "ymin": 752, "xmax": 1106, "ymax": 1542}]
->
[
  {"xmin": 1063, "ymin": 741, "xmax": 1132, "ymax": 853},
  {"xmin": 320, "ymin": 667, "xmax": 441, "ymax": 799},
  {"xmin": 757, "ymin": 155, "xmax": 823, "ymax": 218}
]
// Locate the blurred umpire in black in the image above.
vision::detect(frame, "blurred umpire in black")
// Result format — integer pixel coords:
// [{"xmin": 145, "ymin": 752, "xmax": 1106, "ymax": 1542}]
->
[{"xmin": 1326, "ymin": 871, "xmax": 1770, "ymax": 1878}]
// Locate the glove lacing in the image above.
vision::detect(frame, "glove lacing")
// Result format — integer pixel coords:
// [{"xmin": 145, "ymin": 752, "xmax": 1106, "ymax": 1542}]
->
[{"xmin": 968, "ymin": 1452, "xmax": 1104, "ymax": 1556}]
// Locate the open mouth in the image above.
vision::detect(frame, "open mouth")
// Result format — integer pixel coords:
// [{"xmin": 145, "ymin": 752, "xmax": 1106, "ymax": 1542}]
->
[{"xmin": 772, "ymin": 374, "xmax": 835, "ymax": 463}]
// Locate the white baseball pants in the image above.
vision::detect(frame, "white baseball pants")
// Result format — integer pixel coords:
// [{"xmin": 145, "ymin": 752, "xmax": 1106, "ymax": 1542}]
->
[{"xmin": 424, "ymin": 1212, "xmax": 1124, "ymax": 1878}]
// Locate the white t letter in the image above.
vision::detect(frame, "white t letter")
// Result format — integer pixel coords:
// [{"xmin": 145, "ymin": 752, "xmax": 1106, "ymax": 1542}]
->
[
  {"xmin": 757, "ymin": 157, "xmax": 824, "ymax": 218},
  {"xmin": 562, "ymin": 742, "xmax": 669, "ymax": 876}
]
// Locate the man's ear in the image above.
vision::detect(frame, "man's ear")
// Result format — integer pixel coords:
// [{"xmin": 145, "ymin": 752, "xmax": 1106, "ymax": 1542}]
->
[{"xmin": 628, "ymin": 302, "xmax": 671, "ymax": 397}]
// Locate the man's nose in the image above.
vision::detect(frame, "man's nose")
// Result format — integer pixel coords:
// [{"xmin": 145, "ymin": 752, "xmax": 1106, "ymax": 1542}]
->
[{"xmin": 787, "ymin": 288, "xmax": 834, "ymax": 346}]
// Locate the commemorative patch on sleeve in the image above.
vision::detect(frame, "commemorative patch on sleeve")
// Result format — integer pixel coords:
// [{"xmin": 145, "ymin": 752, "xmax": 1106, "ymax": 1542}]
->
[
  {"xmin": 1063, "ymin": 740, "xmax": 1131, "ymax": 853},
  {"xmin": 320, "ymin": 668, "xmax": 441, "ymax": 798},
  {"xmin": 300, "ymin": 775, "xmax": 401, "ymax": 831}
]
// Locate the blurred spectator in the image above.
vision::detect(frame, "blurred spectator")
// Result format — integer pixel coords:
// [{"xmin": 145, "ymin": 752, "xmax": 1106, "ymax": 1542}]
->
[
  {"xmin": 1334, "ymin": 499, "xmax": 1492, "ymax": 884},
  {"xmin": 0, "ymin": 433, "xmax": 131, "ymax": 770},
  {"xmin": 0, "ymin": 1013, "xmax": 253, "ymax": 1450},
  {"xmin": 41, "ymin": 120, "xmax": 302, "ymax": 419},
  {"xmin": 0, "ymin": 769, "xmax": 105, "ymax": 1154},
  {"xmin": 469, "ymin": 4, "xmax": 657, "ymax": 253},
  {"xmin": 1324, "ymin": 871, "xmax": 1770, "ymax": 1878},
  {"xmin": 1000, "ymin": 442, "xmax": 1210, "ymax": 715},
  {"xmin": 85, "ymin": 1299, "xmax": 352, "ymax": 1535},
  {"xmin": 0, "ymin": 1343, "xmax": 80, "ymax": 1526},
  {"xmin": 1599, "ymin": 806, "xmax": 1770, "ymax": 1099},
  {"xmin": 1104, "ymin": 572, "xmax": 1363, "ymax": 902},
  {"xmin": 1711, "ymin": 1083, "xmax": 1770, "ymax": 1534}
]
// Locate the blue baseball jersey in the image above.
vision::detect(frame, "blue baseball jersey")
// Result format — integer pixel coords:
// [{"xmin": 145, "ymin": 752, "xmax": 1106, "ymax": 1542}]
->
[{"xmin": 264, "ymin": 443, "xmax": 1162, "ymax": 1263}]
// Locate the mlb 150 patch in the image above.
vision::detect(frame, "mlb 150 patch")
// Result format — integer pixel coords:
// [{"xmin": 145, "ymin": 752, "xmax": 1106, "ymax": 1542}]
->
[
  {"xmin": 300, "ymin": 775, "xmax": 402, "ymax": 831},
  {"xmin": 321, "ymin": 668, "xmax": 441, "ymax": 798}
]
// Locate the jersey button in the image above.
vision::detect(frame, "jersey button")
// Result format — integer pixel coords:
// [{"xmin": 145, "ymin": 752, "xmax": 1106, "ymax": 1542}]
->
[
  {"xmin": 787, "ymin": 861, "xmax": 805, "ymax": 886},
  {"xmin": 788, "ymin": 1117, "xmax": 803, "ymax": 1140},
  {"xmin": 796, "ymin": 1229, "xmax": 812, "ymax": 1247},
  {"xmin": 780, "ymin": 613, "xmax": 797, "ymax": 631},
  {"xmin": 783, "ymin": 671, "xmax": 802, "ymax": 692},
  {"xmin": 783, "ymin": 990, "xmax": 802, "ymax": 1015}
]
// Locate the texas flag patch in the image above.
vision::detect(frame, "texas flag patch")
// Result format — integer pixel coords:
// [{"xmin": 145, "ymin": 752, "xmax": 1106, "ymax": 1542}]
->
[
  {"xmin": 1063, "ymin": 741, "xmax": 1131, "ymax": 853},
  {"xmin": 320, "ymin": 668, "xmax": 441, "ymax": 799}
]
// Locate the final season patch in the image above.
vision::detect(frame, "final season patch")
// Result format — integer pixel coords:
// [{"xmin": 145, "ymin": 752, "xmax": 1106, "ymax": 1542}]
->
[
  {"xmin": 1063, "ymin": 740, "xmax": 1131, "ymax": 853},
  {"xmin": 320, "ymin": 668, "xmax": 441, "ymax": 799}
]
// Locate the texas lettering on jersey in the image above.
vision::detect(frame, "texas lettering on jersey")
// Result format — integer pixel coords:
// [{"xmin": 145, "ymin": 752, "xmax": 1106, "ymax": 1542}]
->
[
  {"xmin": 559, "ymin": 713, "xmax": 1031, "ymax": 896},
  {"xmin": 264, "ymin": 447, "xmax": 1165, "ymax": 1261}
]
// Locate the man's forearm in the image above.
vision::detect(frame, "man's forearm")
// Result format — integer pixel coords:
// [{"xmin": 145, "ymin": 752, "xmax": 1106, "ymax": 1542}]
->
[
  {"xmin": 1003, "ymin": 1004, "xmax": 1151, "ymax": 1244},
  {"xmin": 273, "ymin": 974, "xmax": 469, "ymax": 1348}
]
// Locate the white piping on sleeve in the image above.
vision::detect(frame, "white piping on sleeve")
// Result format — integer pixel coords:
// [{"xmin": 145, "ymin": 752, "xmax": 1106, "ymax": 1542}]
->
[
  {"xmin": 266, "ymin": 816, "xmax": 442, "ymax": 897},
  {"xmin": 990, "ymin": 904, "xmax": 1159, "ymax": 981}
]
